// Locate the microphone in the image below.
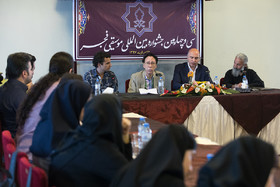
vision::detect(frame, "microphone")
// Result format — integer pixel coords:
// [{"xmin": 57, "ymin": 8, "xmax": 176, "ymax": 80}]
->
[{"xmin": 155, "ymin": 73, "xmax": 162, "ymax": 77}]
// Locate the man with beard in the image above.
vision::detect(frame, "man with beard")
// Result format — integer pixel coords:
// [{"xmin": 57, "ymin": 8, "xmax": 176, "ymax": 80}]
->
[
  {"xmin": 223, "ymin": 53, "xmax": 264, "ymax": 88},
  {"xmin": 0, "ymin": 52, "xmax": 36, "ymax": 137}
]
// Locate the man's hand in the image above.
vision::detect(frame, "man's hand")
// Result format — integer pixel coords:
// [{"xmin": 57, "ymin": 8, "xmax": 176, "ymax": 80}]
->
[{"xmin": 232, "ymin": 83, "xmax": 242, "ymax": 88}]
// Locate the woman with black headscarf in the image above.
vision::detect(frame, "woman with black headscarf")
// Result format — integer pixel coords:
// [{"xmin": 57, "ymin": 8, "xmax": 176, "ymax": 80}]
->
[
  {"xmin": 30, "ymin": 79, "xmax": 91, "ymax": 172},
  {"xmin": 197, "ymin": 136, "xmax": 278, "ymax": 187},
  {"xmin": 110, "ymin": 125, "xmax": 197, "ymax": 187},
  {"xmin": 49, "ymin": 94, "xmax": 132, "ymax": 187}
]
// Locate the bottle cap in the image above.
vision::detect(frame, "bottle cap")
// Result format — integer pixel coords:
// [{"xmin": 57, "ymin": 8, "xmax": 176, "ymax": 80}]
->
[
  {"xmin": 207, "ymin": 153, "xmax": 214, "ymax": 161},
  {"xmin": 143, "ymin": 123, "xmax": 149, "ymax": 127}
]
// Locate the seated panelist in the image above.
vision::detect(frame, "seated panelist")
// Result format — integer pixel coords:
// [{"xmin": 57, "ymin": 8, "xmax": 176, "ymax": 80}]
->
[
  {"xmin": 172, "ymin": 48, "xmax": 212, "ymax": 90},
  {"xmin": 128, "ymin": 52, "xmax": 165, "ymax": 93},
  {"xmin": 223, "ymin": 53, "xmax": 264, "ymax": 88}
]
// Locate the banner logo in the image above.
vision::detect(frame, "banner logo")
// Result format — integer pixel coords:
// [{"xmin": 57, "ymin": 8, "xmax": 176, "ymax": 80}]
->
[{"xmin": 122, "ymin": 0, "xmax": 157, "ymax": 37}]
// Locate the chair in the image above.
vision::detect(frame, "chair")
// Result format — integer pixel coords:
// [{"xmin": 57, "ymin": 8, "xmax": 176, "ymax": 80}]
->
[
  {"xmin": 2, "ymin": 130, "xmax": 16, "ymax": 170},
  {"xmin": 2, "ymin": 130, "xmax": 15, "ymax": 146},
  {"xmin": 125, "ymin": 79, "xmax": 130, "ymax": 93},
  {"xmin": 17, "ymin": 154, "xmax": 48, "ymax": 187},
  {"xmin": 220, "ymin": 77, "xmax": 225, "ymax": 86},
  {"xmin": 171, "ymin": 80, "xmax": 174, "ymax": 91},
  {"xmin": 0, "ymin": 117, "xmax": 3, "ymax": 167},
  {"xmin": 3, "ymin": 143, "xmax": 16, "ymax": 170}
]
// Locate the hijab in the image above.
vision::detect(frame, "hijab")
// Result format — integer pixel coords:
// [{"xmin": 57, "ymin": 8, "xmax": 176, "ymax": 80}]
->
[
  {"xmin": 52, "ymin": 94, "xmax": 125, "ymax": 156},
  {"xmin": 111, "ymin": 125, "xmax": 196, "ymax": 187},
  {"xmin": 197, "ymin": 136, "xmax": 276, "ymax": 187},
  {"xmin": 50, "ymin": 94, "xmax": 130, "ymax": 186},
  {"xmin": 30, "ymin": 79, "xmax": 91, "ymax": 157}
]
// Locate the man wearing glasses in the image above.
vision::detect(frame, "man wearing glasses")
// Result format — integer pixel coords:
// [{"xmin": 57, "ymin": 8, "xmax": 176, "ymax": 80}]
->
[
  {"xmin": 172, "ymin": 48, "xmax": 212, "ymax": 90},
  {"xmin": 128, "ymin": 52, "xmax": 165, "ymax": 93}
]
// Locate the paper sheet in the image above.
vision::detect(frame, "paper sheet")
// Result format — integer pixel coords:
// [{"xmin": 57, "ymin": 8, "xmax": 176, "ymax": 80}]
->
[
  {"xmin": 123, "ymin": 112, "xmax": 146, "ymax": 118},
  {"xmin": 139, "ymin": 88, "xmax": 158, "ymax": 94},
  {"xmin": 102, "ymin": 87, "xmax": 114, "ymax": 94}
]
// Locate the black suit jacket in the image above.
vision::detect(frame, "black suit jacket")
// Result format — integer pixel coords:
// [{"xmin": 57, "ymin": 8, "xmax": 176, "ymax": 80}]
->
[{"xmin": 172, "ymin": 62, "xmax": 212, "ymax": 90}]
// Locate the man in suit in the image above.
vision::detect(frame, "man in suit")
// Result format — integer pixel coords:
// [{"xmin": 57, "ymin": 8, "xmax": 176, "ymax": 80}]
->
[
  {"xmin": 128, "ymin": 52, "xmax": 165, "ymax": 93},
  {"xmin": 172, "ymin": 48, "xmax": 212, "ymax": 90}
]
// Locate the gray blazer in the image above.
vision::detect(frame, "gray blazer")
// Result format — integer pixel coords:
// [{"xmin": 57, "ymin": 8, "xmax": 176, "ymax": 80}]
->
[{"xmin": 128, "ymin": 70, "xmax": 165, "ymax": 93}]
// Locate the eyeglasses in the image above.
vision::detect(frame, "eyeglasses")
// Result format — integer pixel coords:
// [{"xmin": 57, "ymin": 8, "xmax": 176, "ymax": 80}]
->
[{"xmin": 145, "ymin": 62, "xmax": 156, "ymax": 65}]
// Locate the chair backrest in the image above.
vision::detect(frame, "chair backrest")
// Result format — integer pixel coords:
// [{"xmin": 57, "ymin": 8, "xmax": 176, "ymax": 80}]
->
[
  {"xmin": 17, "ymin": 156, "xmax": 48, "ymax": 187},
  {"xmin": 3, "ymin": 143, "xmax": 16, "ymax": 170},
  {"xmin": 220, "ymin": 77, "xmax": 225, "ymax": 86},
  {"xmin": 125, "ymin": 79, "xmax": 130, "ymax": 93},
  {"xmin": 171, "ymin": 80, "xmax": 174, "ymax": 91},
  {"xmin": 2, "ymin": 130, "xmax": 15, "ymax": 146},
  {"xmin": 0, "ymin": 118, "xmax": 2, "ymax": 167}
]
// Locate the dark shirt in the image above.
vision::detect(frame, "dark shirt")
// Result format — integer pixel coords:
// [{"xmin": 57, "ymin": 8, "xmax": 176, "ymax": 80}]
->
[
  {"xmin": 223, "ymin": 68, "xmax": 264, "ymax": 88},
  {"xmin": 84, "ymin": 68, "xmax": 118, "ymax": 93},
  {"xmin": 0, "ymin": 79, "xmax": 27, "ymax": 137},
  {"xmin": 172, "ymin": 62, "xmax": 212, "ymax": 90}
]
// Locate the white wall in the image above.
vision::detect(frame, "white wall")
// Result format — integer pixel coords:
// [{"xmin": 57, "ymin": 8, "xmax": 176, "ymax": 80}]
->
[
  {"xmin": 0, "ymin": 0, "xmax": 279, "ymax": 89},
  {"xmin": 204, "ymin": 0, "xmax": 280, "ymax": 88},
  {"xmin": 0, "ymin": 0, "xmax": 73, "ymax": 82}
]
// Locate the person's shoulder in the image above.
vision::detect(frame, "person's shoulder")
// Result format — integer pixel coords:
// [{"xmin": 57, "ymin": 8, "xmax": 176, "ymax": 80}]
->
[
  {"xmin": 105, "ymin": 70, "xmax": 116, "ymax": 76},
  {"xmin": 155, "ymin": 70, "xmax": 164, "ymax": 76},
  {"xmin": 84, "ymin": 68, "xmax": 96, "ymax": 75},
  {"xmin": 131, "ymin": 71, "xmax": 143, "ymax": 77},
  {"xmin": 175, "ymin": 62, "xmax": 187, "ymax": 68},
  {"xmin": 198, "ymin": 64, "xmax": 209, "ymax": 69},
  {"xmin": 246, "ymin": 68, "xmax": 257, "ymax": 73},
  {"xmin": 223, "ymin": 69, "xmax": 232, "ymax": 75}
]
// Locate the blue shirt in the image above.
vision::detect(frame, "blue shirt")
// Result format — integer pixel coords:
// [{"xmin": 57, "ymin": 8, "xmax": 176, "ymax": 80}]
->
[{"xmin": 83, "ymin": 68, "xmax": 118, "ymax": 93}]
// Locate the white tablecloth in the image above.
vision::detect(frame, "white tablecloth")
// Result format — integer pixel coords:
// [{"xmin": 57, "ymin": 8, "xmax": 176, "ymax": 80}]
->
[{"xmin": 184, "ymin": 96, "xmax": 280, "ymax": 154}]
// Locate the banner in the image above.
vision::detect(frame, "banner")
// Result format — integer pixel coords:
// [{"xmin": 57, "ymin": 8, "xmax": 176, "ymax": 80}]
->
[{"xmin": 74, "ymin": 0, "xmax": 201, "ymax": 61}]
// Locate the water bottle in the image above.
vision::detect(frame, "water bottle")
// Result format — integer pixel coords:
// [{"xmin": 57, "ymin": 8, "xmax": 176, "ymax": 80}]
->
[
  {"xmin": 141, "ymin": 123, "xmax": 152, "ymax": 148},
  {"xmin": 95, "ymin": 78, "xmax": 101, "ymax": 95},
  {"xmin": 137, "ymin": 118, "xmax": 146, "ymax": 150},
  {"xmin": 138, "ymin": 118, "xmax": 146, "ymax": 136},
  {"xmin": 242, "ymin": 75, "xmax": 248, "ymax": 89},
  {"xmin": 158, "ymin": 76, "xmax": 164, "ymax": 94},
  {"xmin": 213, "ymin": 76, "xmax": 219, "ymax": 85}
]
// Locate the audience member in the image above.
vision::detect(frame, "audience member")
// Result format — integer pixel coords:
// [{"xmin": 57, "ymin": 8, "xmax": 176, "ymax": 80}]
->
[
  {"xmin": 84, "ymin": 51, "xmax": 118, "ymax": 93},
  {"xmin": 0, "ymin": 52, "xmax": 36, "ymax": 138},
  {"xmin": 49, "ymin": 94, "xmax": 132, "ymax": 187},
  {"xmin": 223, "ymin": 53, "xmax": 264, "ymax": 88},
  {"xmin": 172, "ymin": 48, "xmax": 212, "ymax": 90},
  {"xmin": 16, "ymin": 51, "xmax": 74, "ymax": 161},
  {"xmin": 128, "ymin": 52, "xmax": 165, "ymax": 93},
  {"xmin": 111, "ymin": 125, "xmax": 196, "ymax": 187},
  {"xmin": 197, "ymin": 136, "xmax": 278, "ymax": 187},
  {"xmin": 30, "ymin": 79, "xmax": 91, "ymax": 173}
]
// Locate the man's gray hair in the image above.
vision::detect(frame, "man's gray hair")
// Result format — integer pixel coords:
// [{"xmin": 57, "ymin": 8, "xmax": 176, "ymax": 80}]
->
[{"xmin": 235, "ymin": 53, "xmax": 248, "ymax": 65}]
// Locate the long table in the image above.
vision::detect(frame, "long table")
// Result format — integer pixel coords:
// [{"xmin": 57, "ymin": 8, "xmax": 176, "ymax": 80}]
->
[{"xmin": 120, "ymin": 89, "xmax": 280, "ymax": 153}]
